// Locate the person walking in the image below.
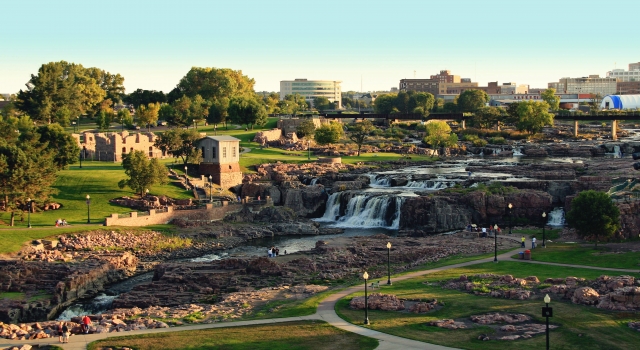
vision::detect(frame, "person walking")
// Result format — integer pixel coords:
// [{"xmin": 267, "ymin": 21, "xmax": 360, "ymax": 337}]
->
[
  {"xmin": 57, "ymin": 321, "xmax": 64, "ymax": 343},
  {"xmin": 521, "ymin": 236, "xmax": 526, "ymax": 248},
  {"xmin": 532, "ymin": 236, "xmax": 537, "ymax": 249},
  {"xmin": 267, "ymin": 247, "xmax": 272, "ymax": 258},
  {"xmin": 61, "ymin": 322, "xmax": 70, "ymax": 343}
]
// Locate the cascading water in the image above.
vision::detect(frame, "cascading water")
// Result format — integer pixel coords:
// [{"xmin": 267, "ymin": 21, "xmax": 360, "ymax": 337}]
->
[
  {"xmin": 310, "ymin": 178, "xmax": 318, "ymax": 185},
  {"xmin": 368, "ymin": 174, "xmax": 391, "ymax": 187},
  {"xmin": 405, "ymin": 180, "xmax": 450, "ymax": 190},
  {"xmin": 614, "ymin": 145, "xmax": 622, "ymax": 158},
  {"xmin": 57, "ymin": 294, "xmax": 116, "ymax": 320},
  {"xmin": 315, "ymin": 192, "xmax": 404, "ymax": 229},
  {"xmin": 513, "ymin": 147, "xmax": 524, "ymax": 156},
  {"xmin": 546, "ymin": 207, "xmax": 565, "ymax": 226}
]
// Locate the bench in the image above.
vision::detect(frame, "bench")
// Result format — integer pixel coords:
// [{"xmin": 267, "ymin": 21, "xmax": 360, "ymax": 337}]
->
[{"xmin": 370, "ymin": 281, "xmax": 380, "ymax": 289}]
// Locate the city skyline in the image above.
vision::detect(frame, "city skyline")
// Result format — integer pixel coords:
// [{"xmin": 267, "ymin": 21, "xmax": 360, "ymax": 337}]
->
[{"xmin": 2, "ymin": 0, "xmax": 640, "ymax": 95}]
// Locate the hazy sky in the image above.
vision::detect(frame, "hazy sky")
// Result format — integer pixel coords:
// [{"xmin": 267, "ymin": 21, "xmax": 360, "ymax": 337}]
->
[{"xmin": 2, "ymin": 0, "xmax": 639, "ymax": 95}]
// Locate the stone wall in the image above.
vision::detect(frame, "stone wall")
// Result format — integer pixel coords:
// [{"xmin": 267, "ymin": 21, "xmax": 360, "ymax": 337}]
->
[
  {"xmin": 73, "ymin": 131, "xmax": 164, "ymax": 162},
  {"xmin": 254, "ymin": 129, "xmax": 283, "ymax": 143},
  {"xmin": 276, "ymin": 118, "xmax": 333, "ymax": 134},
  {"xmin": 199, "ymin": 163, "xmax": 243, "ymax": 190},
  {"xmin": 105, "ymin": 203, "xmax": 242, "ymax": 226}
]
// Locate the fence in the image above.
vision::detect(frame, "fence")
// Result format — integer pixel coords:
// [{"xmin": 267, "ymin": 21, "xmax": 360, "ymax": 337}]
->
[{"xmin": 105, "ymin": 201, "xmax": 246, "ymax": 226}]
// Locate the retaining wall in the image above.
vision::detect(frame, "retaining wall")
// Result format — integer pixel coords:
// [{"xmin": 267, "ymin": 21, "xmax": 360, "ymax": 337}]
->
[{"xmin": 105, "ymin": 202, "xmax": 243, "ymax": 226}]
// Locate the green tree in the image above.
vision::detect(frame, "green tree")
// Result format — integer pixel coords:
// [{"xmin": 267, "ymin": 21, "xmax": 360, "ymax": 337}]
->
[
  {"xmin": 189, "ymin": 94, "xmax": 210, "ymax": 129},
  {"xmin": 208, "ymin": 97, "xmax": 230, "ymax": 131},
  {"xmin": 95, "ymin": 110, "xmax": 113, "ymax": 131},
  {"xmin": 171, "ymin": 96, "xmax": 193, "ymax": 128},
  {"xmin": 457, "ymin": 90, "xmax": 489, "ymax": 112},
  {"xmin": 296, "ymin": 119, "xmax": 316, "ymax": 139},
  {"xmin": 35, "ymin": 123, "xmax": 80, "ymax": 169},
  {"xmin": 347, "ymin": 120, "xmax": 376, "ymax": 156},
  {"xmin": 565, "ymin": 190, "xmax": 620, "ymax": 248},
  {"xmin": 54, "ymin": 106, "xmax": 72, "ymax": 126},
  {"xmin": 541, "ymin": 88, "xmax": 560, "ymax": 111},
  {"xmin": 15, "ymin": 61, "xmax": 115, "ymax": 123},
  {"xmin": 118, "ymin": 150, "xmax": 168, "ymax": 197},
  {"xmin": 158, "ymin": 104, "xmax": 177, "ymax": 127},
  {"xmin": 472, "ymin": 106, "xmax": 504, "ymax": 129},
  {"xmin": 589, "ymin": 93, "xmax": 603, "ymax": 112},
  {"xmin": 312, "ymin": 97, "xmax": 333, "ymax": 112},
  {"xmin": 278, "ymin": 94, "xmax": 308, "ymax": 115},
  {"xmin": 514, "ymin": 100, "xmax": 554, "ymax": 134},
  {"xmin": 173, "ymin": 67, "xmax": 255, "ymax": 102},
  {"xmin": 394, "ymin": 91, "xmax": 411, "ymax": 114},
  {"xmin": 228, "ymin": 95, "xmax": 267, "ymax": 130},
  {"xmin": 442, "ymin": 102, "xmax": 458, "ymax": 113},
  {"xmin": 373, "ymin": 94, "xmax": 397, "ymax": 114},
  {"xmin": 123, "ymin": 89, "xmax": 166, "ymax": 108},
  {"xmin": 136, "ymin": 103, "xmax": 160, "ymax": 132},
  {"xmin": 314, "ymin": 122, "xmax": 344, "ymax": 146},
  {"xmin": 423, "ymin": 121, "xmax": 457, "ymax": 149},
  {"xmin": 117, "ymin": 108, "xmax": 134, "ymax": 129},
  {"xmin": 409, "ymin": 92, "xmax": 435, "ymax": 116},
  {"xmin": 153, "ymin": 128, "xmax": 202, "ymax": 167}
]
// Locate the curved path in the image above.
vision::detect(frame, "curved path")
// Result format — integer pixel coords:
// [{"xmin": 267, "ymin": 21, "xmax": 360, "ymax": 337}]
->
[{"xmin": 2, "ymin": 236, "xmax": 638, "ymax": 350}]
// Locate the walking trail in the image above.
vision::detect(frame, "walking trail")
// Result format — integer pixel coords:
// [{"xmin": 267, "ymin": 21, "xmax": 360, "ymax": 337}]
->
[{"xmin": 2, "ymin": 236, "xmax": 638, "ymax": 350}]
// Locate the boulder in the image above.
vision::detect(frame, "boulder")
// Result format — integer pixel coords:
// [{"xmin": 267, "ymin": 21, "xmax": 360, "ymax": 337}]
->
[{"xmin": 571, "ymin": 287, "xmax": 600, "ymax": 305}]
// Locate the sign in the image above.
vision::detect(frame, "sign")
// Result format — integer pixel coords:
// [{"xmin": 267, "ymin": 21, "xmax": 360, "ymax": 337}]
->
[{"xmin": 542, "ymin": 307, "xmax": 553, "ymax": 317}]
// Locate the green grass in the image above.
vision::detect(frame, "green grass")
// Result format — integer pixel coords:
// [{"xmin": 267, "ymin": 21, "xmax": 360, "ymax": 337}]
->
[
  {"xmin": 512, "ymin": 228, "xmax": 561, "ymax": 240},
  {"xmin": 0, "ymin": 292, "xmax": 25, "ymax": 300},
  {"xmin": 511, "ymin": 243, "xmax": 640, "ymax": 270},
  {"xmin": 86, "ymin": 320, "xmax": 378, "ymax": 350},
  {"xmin": 336, "ymin": 261, "xmax": 640, "ymax": 350}
]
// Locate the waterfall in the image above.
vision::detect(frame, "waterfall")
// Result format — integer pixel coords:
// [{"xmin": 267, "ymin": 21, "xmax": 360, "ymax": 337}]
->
[
  {"xmin": 315, "ymin": 192, "xmax": 404, "ymax": 229},
  {"xmin": 614, "ymin": 145, "xmax": 622, "ymax": 158},
  {"xmin": 405, "ymin": 180, "xmax": 450, "ymax": 190},
  {"xmin": 546, "ymin": 207, "xmax": 565, "ymax": 226},
  {"xmin": 493, "ymin": 148, "xmax": 499, "ymax": 155},
  {"xmin": 310, "ymin": 178, "xmax": 318, "ymax": 185},
  {"xmin": 57, "ymin": 294, "xmax": 116, "ymax": 320},
  {"xmin": 512, "ymin": 147, "xmax": 524, "ymax": 156},
  {"xmin": 368, "ymin": 174, "xmax": 391, "ymax": 187}
]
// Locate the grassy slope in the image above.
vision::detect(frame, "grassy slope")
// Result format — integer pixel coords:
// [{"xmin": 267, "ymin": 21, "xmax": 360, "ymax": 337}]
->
[
  {"xmin": 511, "ymin": 243, "xmax": 640, "ymax": 270},
  {"xmin": 87, "ymin": 321, "xmax": 378, "ymax": 350},
  {"xmin": 336, "ymin": 262, "xmax": 640, "ymax": 350}
]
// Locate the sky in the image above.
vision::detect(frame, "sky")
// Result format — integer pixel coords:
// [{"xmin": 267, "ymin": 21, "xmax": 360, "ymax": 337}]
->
[{"xmin": 2, "ymin": 0, "xmax": 640, "ymax": 95}]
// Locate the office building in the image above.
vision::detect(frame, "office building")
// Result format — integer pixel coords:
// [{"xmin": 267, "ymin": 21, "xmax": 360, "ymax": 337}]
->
[
  {"xmin": 430, "ymin": 70, "xmax": 460, "ymax": 83},
  {"xmin": 548, "ymin": 75, "xmax": 617, "ymax": 95},
  {"xmin": 280, "ymin": 79, "xmax": 342, "ymax": 109},
  {"xmin": 399, "ymin": 78, "xmax": 439, "ymax": 95}
]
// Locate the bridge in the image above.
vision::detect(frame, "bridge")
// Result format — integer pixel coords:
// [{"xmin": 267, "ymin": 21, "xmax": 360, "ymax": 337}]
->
[{"xmin": 317, "ymin": 111, "xmax": 640, "ymax": 140}]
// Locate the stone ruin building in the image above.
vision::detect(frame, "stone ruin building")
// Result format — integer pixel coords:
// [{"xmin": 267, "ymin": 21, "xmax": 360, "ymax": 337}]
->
[
  {"xmin": 72, "ymin": 131, "xmax": 164, "ymax": 162},
  {"xmin": 196, "ymin": 135, "xmax": 243, "ymax": 189}
]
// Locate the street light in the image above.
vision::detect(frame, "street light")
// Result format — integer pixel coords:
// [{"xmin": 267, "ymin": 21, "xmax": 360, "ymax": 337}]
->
[
  {"xmin": 72, "ymin": 121, "xmax": 77, "ymax": 133},
  {"xmin": 26, "ymin": 198, "xmax": 32, "ymax": 229},
  {"xmin": 493, "ymin": 223, "xmax": 498, "ymax": 263},
  {"xmin": 86, "ymin": 195, "xmax": 91, "ymax": 224},
  {"xmin": 508, "ymin": 203, "xmax": 513, "ymax": 234},
  {"xmin": 145, "ymin": 188, "xmax": 149, "ymax": 198},
  {"xmin": 307, "ymin": 140, "xmax": 311, "ymax": 160},
  {"xmin": 208, "ymin": 175, "xmax": 213, "ymax": 201},
  {"xmin": 542, "ymin": 294, "xmax": 553, "ymax": 350},
  {"xmin": 386, "ymin": 242, "xmax": 392, "ymax": 285},
  {"xmin": 184, "ymin": 166, "xmax": 188, "ymax": 181},
  {"xmin": 363, "ymin": 271, "xmax": 370, "ymax": 325},
  {"xmin": 542, "ymin": 212, "xmax": 547, "ymax": 248}
]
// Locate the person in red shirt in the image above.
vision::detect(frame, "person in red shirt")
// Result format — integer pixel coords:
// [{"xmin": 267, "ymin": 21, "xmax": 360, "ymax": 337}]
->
[{"xmin": 81, "ymin": 315, "xmax": 91, "ymax": 334}]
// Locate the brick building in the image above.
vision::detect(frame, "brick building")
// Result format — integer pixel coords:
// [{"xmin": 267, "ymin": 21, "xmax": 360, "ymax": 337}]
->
[
  {"xmin": 73, "ymin": 131, "xmax": 163, "ymax": 162},
  {"xmin": 617, "ymin": 81, "xmax": 640, "ymax": 95},
  {"xmin": 430, "ymin": 70, "xmax": 460, "ymax": 83},
  {"xmin": 197, "ymin": 136, "xmax": 243, "ymax": 190}
]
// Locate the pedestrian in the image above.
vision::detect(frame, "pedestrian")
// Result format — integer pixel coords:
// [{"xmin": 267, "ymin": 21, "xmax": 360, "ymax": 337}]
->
[
  {"xmin": 61, "ymin": 322, "xmax": 69, "ymax": 343},
  {"xmin": 267, "ymin": 247, "xmax": 272, "ymax": 258},
  {"xmin": 481, "ymin": 227, "xmax": 487, "ymax": 238},
  {"xmin": 532, "ymin": 236, "xmax": 537, "ymax": 249},
  {"xmin": 284, "ymin": 250, "xmax": 287, "ymax": 255},
  {"xmin": 467, "ymin": 224, "xmax": 472, "ymax": 232},
  {"xmin": 275, "ymin": 247, "xmax": 280, "ymax": 256},
  {"xmin": 258, "ymin": 195, "xmax": 261, "ymax": 201},
  {"xmin": 57, "ymin": 321, "xmax": 64, "ymax": 343},
  {"xmin": 497, "ymin": 226, "xmax": 501, "ymax": 235},
  {"xmin": 81, "ymin": 315, "xmax": 91, "ymax": 334},
  {"xmin": 521, "ymin": 236, "xmax": 526, "ymax": 248}
]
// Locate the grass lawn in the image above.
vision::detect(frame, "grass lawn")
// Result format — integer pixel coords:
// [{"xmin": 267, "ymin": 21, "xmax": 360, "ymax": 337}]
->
[
  {"xmin": 512, "ymin": 228, "xmax": 561, "ymax": 240},
  {"xmin": 336, "ymin": 261, "xmax": 640, "ymax": 350},
  {"xmin": 511, "ymin": 243, "xmax": 640, "ymax": 270},
  {"xmin": 86, "ymin": 320, "xmax": 378, "ymax": 350}
]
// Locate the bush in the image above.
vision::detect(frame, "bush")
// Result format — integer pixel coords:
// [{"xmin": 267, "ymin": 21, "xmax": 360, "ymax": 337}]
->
[
  {"xmin": 472, "ymin": 139, "xmax": 488, "ymax": 147},
  {"xmin": 461, "ymin": 134, "xmax": 479, "ymax": 142},
  {"xmin": 488, "ymin": 137, "xmax": 506, "ymax": 145}
]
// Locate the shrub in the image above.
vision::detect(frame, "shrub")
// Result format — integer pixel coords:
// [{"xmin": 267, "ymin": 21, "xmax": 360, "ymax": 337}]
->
[
  {"xmin": 461, "ymin": 134, "xmax": 479, "ymax": 142},
  {"xmin": 488, "ymin": 137, "xmax": 506, "ymax": 145},
  {"xmin": 472, "ymin": 139, "xmax": 488, "ymax": 147}
]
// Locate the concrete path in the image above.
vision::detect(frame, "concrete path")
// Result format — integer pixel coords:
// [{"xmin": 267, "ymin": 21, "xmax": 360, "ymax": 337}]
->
[{"xmin": 2, "ymin": 236, "xmax": 637, "ymax": 350}]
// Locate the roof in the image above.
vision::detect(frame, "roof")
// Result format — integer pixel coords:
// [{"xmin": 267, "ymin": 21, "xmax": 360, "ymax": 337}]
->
[{"xmin": 201, "ymin": 135, "xmax": 241, "ymax": 142}]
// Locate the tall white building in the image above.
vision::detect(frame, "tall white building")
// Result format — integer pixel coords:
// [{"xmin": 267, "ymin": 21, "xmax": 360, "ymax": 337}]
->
[
  {"xmin": 280, "ymin": 79, "xmax": 342, "ymax": 109},
  {"xmin": 548, "ymin": 75, "xmax": 616, "ymax": 95},
  {"xmin": 607, "ymin": 62, "xmax": 640, "ymax": 82}
]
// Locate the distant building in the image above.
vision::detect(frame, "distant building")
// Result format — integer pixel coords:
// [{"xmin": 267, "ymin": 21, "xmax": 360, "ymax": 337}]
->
[
  {"xmin": 600, "ymin": 95, "xmax": 640, "ymax": 110},
  {"xmin": 431, "ymin": 70, "xmax": 460, "ymax": 83},
  {"xmin": 548, "ymin": 75, "xmax": 616, "ymax": 95},
  {"xmin": 500, "ymin": 82, "xmax": 529, "ymax": 94},
  {"xmin": 438, "ymin": 81, "xmax": 479, "ymax": 95},
  {"xmin": 280, "ymin": 79, "xmax": 342, "ymax": 109},
  {"xmin": 73, "ymin": 131, "xmax": 163, "ymax": 162},
  {"xmin": 617, "ymin": 81, "xmax": 640, "ymax": 95},
  {"xmin": 390, "ymin": 87, "xmax": 399, "ymax": 93},
  {"xmin": 477, "ymin": 82, "xmax": 501, "ymax": 94},
  {"xmin": 399, "ymin": 78, "xmax": 439, "ymax": 95},
  {"xmin": 197, "ymin": 136, "xmax": 242, "ymax": 189},
  {"xmin": 607, "ymin": 62, "xmax": 640, "ymax": 82}
]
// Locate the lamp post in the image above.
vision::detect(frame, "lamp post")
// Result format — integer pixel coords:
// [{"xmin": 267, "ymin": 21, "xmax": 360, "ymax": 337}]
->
[
  {"xmin": 27, "ymin": 198, "xmax": 32, "ymax": 229},
  {"xmin": 542, "ymin": 294, "xmax": 553, "ymax": 350},
  {"xmin": 79, "ymin": 146, "xmax": 83, "ymax": 169},
  {"xmin": 307, "ymin": 140, "xmax": 311, "ymax": 160},
  {"xmin": 184, "ymin": 166, "xmax": 188, "ymax": 181},
  {"xmin": 208, "ymin": 175, "xmax": 213, "ymax": 201},
  {"xmin": 493, "ymin": 223, "xmax": 498, "ymax": 262},
  {"xmin": 72, "ymin": 121, "xmax": 77, "ymax": 133},
  {"xmin": 145, "ymin": 188, "xmax": 149, "ymax": 198},
  {"xmin": 508, "ymin": 203, "xmax": 513, "ymax": 234},
  {"xmin": 386, "ymin": 242, "xmax": 392, "ymax": 285},
  {"xmin": 363, "ymin": 271, "xmax": 370, "ymax": 325},
  {"xmin": 542, "ymin": 212, "xmax": 547, "ymax": 248},
  {"xmin": 86, "ymin": 195, "xmax": 91, "ymax": 224}
]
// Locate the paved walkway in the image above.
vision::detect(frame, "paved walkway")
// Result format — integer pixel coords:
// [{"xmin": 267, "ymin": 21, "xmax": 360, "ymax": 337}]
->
[{"xmin": 1, "ymin": 236, "xmax": 638, "ymax": 350}]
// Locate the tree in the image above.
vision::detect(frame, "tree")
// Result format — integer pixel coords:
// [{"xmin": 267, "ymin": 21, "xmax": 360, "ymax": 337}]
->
[
  {"xmin": 171, "ymin": 96, "xmax": 193, "ymax": 128},
  {"xmin": 35, "ymin": 123, "xmax": 80, "ymax": 169},
  {"xmin": 118, "ymin": 150, "xmax": 168, "ymax": 197},
  {"xmin": 472, "ymin": 106, "xmax": 504, "ymax": 129},
  {"xmin": 347, "ymin": 120, "xmax": 376, "ymax": 156},
  {"xmin": 95, "ymin": 110, "xmax": 113, "ymax": 131},
  {"xmin": 15, "ymin": 61, "xmax": 117, "ymax": 123},
  {"xmin": 442, "ymin": 102, "xmax": 458, "ymax": 113},
  {"xmin": 394, "ymin": 91, "xmax": 411, "ymax": 114},
  {"xmin": 409, "ymin": 92, "xmax": 435, "ymax": 116},
  {"xmin": 514, "ymin": 100, "xmax": 554, "ymax": 134},
  {"xmin": 158, "ymin": 104, "xmax": 177, "ymax": 127},
  {"xmin": 314, "ymin": 122, "xmax": 344, "ymax": 146},
  {"xmin": 312, "ymin": 97, "xmax": 332, "ymax": 112},
  {"xmin": 457, "ymin": 90, "xmax": 489, "ymax": 112},
  {"xmin": 228, "ymin": 95, "xmax": 267, "ymax": 129},
  {"xmin": 136, "ymin": 103, "xmax": 160, "ymax": 132},
  {"xmin": 541, "ymin": 88, "xmax": 560, "ymax": 111},
  {"xmin": 117, "ymin": 108, "xmax": 134, "ymax": 129},
  {"xmin": 173, "ymin": 67, "xmax": 255, "ymax": 102},
  {"xmin": 189, "ymin": 94, "xmax": 210, "ymax": 129},
  {"xmin": 208, "ymin": 97, "xmax": 229, "ymax": 130},
  {"xmin": 153, "ymin": 128, "xmax": 202, "ymax": 167},
  {"xmin": 278, "ymin": 94, "xmax": 308, "ymax": 115},
  {"xmin": 589, "ymin": 93, "xmax": 603, "ymax": 112},
  {"xmin": 373, "ymin": 94, "xmax": 397, "ymax": 114},
  {"xmin": 423, "ymin": 121, "xmax": 457, "ymax": 149},
  {"xmin": 123, "ymin": 89, "xmax": 166, "ymax": 108},
  {"xmin": 296, "ymin": 118, "xmax": 316, "ymax": 139},
  {"xmin": 565, "ymin": 190, "xmax": 620, "ymax": 248}
]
